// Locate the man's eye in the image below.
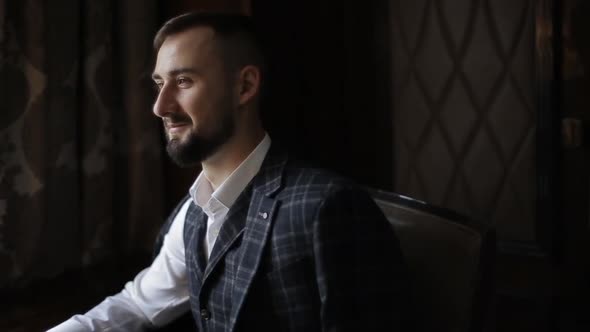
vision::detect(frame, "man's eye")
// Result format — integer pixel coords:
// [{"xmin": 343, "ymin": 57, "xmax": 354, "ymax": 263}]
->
[
  {"xmin": 154, "ymin": 82, "xmax": 163, "ymax": 91},
  {"xmin": 177, "ymin": 77, "xmax": 191, "ymax": 86}
]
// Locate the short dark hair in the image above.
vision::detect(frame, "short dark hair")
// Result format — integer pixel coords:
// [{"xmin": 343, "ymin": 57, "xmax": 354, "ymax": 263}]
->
[{"xmin": 153, "ymin": 12, "xmax": 265, "ymax": 75}]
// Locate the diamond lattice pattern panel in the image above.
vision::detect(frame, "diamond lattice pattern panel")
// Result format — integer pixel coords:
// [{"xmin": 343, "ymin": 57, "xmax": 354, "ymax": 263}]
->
[{"xmin": 391, "ymin": 0, "xmax": 536, "ymax": 241}]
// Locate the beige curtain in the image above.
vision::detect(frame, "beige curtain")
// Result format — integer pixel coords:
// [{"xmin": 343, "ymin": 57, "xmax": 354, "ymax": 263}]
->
[{"xmin": 0, "ymin": 0, "xmax": 165, "ymax": 289}]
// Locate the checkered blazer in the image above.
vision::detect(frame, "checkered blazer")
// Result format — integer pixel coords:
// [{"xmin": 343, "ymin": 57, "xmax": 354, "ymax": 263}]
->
[{"xmin": 154, "ymin": 146, "xmax": 412, "ymax": 332}]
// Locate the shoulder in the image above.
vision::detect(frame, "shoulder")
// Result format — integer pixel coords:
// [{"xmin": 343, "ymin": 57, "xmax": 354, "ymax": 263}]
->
[
  {"xmin": 266, "ymin": 160, "xmax": 382, "ymax": 250},
  {"xmin": 275, "ymin": 159, "xmax": 373, "ymax": 213},
  {"xmin": 280, "ymin": 160, "xmax": 352, "ymax": 194}
]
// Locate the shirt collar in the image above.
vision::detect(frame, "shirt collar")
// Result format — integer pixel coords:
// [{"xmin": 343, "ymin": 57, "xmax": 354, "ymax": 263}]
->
[{"xmin": 189, "ymin": 133, "xmax": 272, "ymax": 211}]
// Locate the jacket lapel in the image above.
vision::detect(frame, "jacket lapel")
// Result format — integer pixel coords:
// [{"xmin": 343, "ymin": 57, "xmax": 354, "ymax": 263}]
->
[
  {"xmin": 227, "ymin": 194, "xmax": 280, "ymax": 331},
  {"xmin": 201, "ymin": 145, "xmax": 288, "ymax": 281},
  {"xmin": 203, "ymin": 186, "xmax": 252, "ymax": 279},
  {"xmin": 184, "ymin": 201, "xmax": 208, "ymax": 285},
  {"xmin": 196, "ymin": 145, "xmax": 288, "ymax": 331},
  {"xmin": 226, "ymin": 146, "xmax": 288, "ymax": 331}
]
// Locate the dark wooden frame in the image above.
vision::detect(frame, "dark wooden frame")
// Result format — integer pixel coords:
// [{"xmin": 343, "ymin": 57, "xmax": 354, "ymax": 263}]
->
[{"xmin": 498, "ymin": 0, "xmax": 562, "ymax": 259}]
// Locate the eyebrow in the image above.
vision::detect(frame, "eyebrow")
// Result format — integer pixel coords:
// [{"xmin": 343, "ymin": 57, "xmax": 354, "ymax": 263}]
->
[{"xmin": 151, "ymin": 67, "xmax": 200, "ymax": 80}]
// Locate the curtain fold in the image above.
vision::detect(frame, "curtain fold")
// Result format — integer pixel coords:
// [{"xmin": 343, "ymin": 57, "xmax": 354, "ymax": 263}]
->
[{"xmin": 0, "ymin": 0, "xmax": 164, "ymax": 289}]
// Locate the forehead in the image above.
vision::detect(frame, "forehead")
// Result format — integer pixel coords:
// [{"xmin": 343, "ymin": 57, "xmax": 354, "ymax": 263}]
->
[{"xmin": 154, "ymin": 26, "xmax": 219, "ymax": 74}]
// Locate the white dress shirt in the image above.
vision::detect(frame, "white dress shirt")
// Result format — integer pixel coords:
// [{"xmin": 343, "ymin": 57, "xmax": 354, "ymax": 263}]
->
[{"xmin": 48, "ymin": 134, "xmax": 271, "ymax": 332}]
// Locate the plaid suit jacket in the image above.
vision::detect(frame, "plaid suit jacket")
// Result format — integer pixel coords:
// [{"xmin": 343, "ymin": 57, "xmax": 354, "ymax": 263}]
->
[{"xmin": 155, "ymin": 146, "xmax": 412, "ymax": 332}]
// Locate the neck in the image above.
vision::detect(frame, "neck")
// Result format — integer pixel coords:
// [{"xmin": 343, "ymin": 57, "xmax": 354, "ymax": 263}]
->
[{"xmin": 201, "ymin": 127, "xmax": 265, "ymax": 190}]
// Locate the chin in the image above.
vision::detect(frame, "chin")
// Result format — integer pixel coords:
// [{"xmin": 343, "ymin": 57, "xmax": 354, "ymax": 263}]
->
[{"xmin": 166, "ymin": 131, "xmax": 190, "ymax": 144}]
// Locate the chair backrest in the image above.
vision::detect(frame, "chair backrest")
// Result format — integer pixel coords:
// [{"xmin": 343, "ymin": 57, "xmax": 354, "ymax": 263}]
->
[{"xmin": 369, "ymin": 189, "xmax": 495, "ymax": 332}]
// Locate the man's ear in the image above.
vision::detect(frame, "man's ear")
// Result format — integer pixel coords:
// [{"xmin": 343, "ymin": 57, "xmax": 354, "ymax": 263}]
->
[{"xmin": 237, "ymin": 65, "xmax": 261, "ymax": 106}]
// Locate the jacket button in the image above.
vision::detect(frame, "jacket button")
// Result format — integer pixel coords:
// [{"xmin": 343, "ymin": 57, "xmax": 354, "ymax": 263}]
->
[{"xmin": 200, "ymin": 308, "xmax": 211, "ymax": 320}]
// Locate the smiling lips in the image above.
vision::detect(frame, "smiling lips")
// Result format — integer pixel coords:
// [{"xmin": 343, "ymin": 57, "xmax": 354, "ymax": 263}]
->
[{"xmin": 166, "ymin": 122, "xmax": 190, "ymax": 134}]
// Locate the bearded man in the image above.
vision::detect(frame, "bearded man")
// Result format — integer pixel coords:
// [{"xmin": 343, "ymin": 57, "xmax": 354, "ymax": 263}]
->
[{"xmin": 49, "ymin": 12, "xmax": 412, "ymax": 332}]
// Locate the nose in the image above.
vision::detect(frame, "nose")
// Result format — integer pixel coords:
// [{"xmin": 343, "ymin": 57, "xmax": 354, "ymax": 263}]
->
[{"xmin": 153, "ymin": 84, "xmax": 175, "ymax": 118}]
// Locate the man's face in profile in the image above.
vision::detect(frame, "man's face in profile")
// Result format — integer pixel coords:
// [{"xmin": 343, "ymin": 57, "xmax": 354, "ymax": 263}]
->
[{"xmin": 152, "ymin": 27, "xmax": 236, "ymax": 166}]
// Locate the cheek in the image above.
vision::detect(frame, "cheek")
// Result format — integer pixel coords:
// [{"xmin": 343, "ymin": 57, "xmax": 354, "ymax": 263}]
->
[
  {"xmin": 179, "ymin": 94, "xmax": 218, "ymax": 132},
  {"xmin": 177, "ymin": 91, "xmax": 205, "ymax": 118},
  {"xmin": 184, "ymin": 87, "xmax": 226, "ymax": 115}
]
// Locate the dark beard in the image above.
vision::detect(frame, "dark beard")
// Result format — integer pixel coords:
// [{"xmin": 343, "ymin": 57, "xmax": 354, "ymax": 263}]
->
[{"xmin": 165, "ymin": 111, "xmax": 235, "ymax": 167}]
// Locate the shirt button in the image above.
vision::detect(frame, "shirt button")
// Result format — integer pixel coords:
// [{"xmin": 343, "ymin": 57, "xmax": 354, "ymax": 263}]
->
[{"xmin": 200, "ymin": 308, "xmax": 211, "ymax": 320}]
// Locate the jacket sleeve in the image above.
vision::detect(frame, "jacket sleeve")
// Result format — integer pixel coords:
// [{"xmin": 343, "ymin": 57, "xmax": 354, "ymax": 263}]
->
[{"xmin": 312, "ymin": 187, "xmax": 413, "ymax": 332}]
